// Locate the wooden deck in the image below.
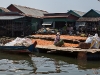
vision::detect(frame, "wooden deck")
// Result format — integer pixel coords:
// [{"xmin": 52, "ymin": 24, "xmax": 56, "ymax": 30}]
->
[
  {"xmin": 30, "ymin": 35, "xmax": 100, "ymax": 53},
  {"xmin": 29, "ymin": 35, "xmax": 100, "ymax": 60},
  {"xmin": 36, "ymin": 45, "xmax": 100, "ymax": 53}
]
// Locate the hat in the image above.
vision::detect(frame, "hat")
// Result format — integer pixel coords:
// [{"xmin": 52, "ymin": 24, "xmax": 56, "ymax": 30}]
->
[{"xmin": 56, "ymin": 32, "xmax": 60, "ymax": 35}]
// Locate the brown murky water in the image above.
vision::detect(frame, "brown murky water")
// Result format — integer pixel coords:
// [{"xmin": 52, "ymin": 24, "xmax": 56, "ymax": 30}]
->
[{"xmin": 0, "ymin": 52, "xmax": 100, "ymax": 75}]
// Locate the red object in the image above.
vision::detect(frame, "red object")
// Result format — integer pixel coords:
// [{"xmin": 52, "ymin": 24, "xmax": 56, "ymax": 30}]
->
[{"xmin": 33, "ymin": 41, "xmax": 37, "ymax": 47}]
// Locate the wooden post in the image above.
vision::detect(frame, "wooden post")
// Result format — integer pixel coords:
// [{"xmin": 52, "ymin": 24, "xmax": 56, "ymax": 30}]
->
[
  {"xmin": 12, "ymin": 21, "xmax": 14, "ymax": 37},
  {"xmin": 77, "ymin": 51, "xmax": 87, "ymax": 69},
  {"xmin": 77, "ymin": 51, "xmax": 87, "ymax": 60},
  {"xmin": 53, "ymin": 22, "xmax": 55, "ymax": 28}
]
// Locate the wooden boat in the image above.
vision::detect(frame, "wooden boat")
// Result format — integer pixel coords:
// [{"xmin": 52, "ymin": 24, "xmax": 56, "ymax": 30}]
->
[{"xmin": 0, "ymin": 41, "xmax": 38, "ymax": 53}]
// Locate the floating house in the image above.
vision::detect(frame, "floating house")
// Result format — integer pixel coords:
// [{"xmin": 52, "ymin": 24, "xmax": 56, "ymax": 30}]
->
[
  {"xmin": 0, "ymin": 4, "xmax": 48, "ymax": 37},
  {"xmin": 42, "ymin": 13, "xmax": 79, "ymax": 30},
  {"xmin": 77, "ymin": 9, "xmax": 100, "ymax": 35},
  {"xmin": 7, "ymin": 4, "xmax": 48, "ymax": 33},
  {"xmin": 0, "ymin": 7, "xmax": 25, "ymax": 36},
  {"xmin": 0, "ymin": 12, "xmax": 25, "ymax": 36},
  {"xmin": 41, "ymin": 10, "xmax": 85, "ymax": 34}
]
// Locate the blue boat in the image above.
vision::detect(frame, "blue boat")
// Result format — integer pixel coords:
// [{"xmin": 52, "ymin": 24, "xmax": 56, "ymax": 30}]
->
[{"xmin": 0, "ymin": 41, "xmax": 38, "ymax": 53}]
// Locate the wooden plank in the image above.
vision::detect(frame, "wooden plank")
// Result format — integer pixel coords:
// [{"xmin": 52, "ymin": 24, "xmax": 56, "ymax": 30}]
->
[{"xmin": 36, "ymin": 45, "xmax": 100, "ymax": 53}]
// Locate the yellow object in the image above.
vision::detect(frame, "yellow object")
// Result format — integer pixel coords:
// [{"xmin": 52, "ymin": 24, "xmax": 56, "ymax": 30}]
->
[
  {"xmin": 89, "ymin": 38, "xmax": 100, "ymax": 49},
  {"xmin": 89, "ymin": 40, "xmax": 95, "ymax": 49},
  {"xmin": 80, "ymin": 34, "xmax": 86, "ymax": 37}
]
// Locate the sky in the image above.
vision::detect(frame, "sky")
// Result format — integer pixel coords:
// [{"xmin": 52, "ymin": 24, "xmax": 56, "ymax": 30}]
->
[{"xmin": 1, "ymin": 0, "xmax": 100, "ymax": 13}]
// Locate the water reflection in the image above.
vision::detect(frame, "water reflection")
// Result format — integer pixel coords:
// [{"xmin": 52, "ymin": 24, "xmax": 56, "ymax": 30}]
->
[
  {"xmin": 0, "ymin": 52, "xmax": 33, "ymax": 75},
  {"xmin": 0, "ymin": 52, "xmax": 100, "ymax": 75},
  {"xmin": 31, "ymin": 56, "xmax": 61, "ymax": 74},
  {"xmin": 31, "ymin": 53, "xmax": 100, "ymax": 75}
]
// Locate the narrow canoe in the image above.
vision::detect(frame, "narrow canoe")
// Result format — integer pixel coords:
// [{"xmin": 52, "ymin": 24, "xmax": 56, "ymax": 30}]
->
[{"xmin": 0, "ymin": 41, "xmax": 38, "ymax": 53}]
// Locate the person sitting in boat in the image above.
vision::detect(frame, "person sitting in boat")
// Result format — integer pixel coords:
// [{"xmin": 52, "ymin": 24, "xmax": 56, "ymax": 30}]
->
[{"xmin": 54, "ymin": 32, "xmax": 64, "ymax": 46}]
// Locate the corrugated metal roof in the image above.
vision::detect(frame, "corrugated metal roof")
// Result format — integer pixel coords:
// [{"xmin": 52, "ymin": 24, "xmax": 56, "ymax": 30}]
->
[
  {"xmin": 77, "ymin": 17, "xmax": 100, "ymax": 22},
  {"xmin": 68, "ymin": 10, "xmax": 85, "ymax": 17},
  {"xmin": 72, "ymin": 10, "xmax": 85, "ymax": 16},
  {"xmin": 10, "ymin": 4, "xmax": 48, "ymax": 18},
  {"xmin": 0, "ymin": 7, "xmax": 10, "ymax": 12},
  {"xmin": 94, "ymin": 9, "xmax": 100, "ymax": 15},
  {"xmin": 82, "ymin": 9, "xmax": 100, "ymax": 17},
  {"xmin": 0, "ymin": 16, "xmax": 24, "ymax": 20}
]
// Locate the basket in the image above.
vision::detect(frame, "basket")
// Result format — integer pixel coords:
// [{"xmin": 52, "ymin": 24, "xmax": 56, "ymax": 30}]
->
[{"xmin": 79, "ymin": 42, "xmax": 91, "ymax": 49}]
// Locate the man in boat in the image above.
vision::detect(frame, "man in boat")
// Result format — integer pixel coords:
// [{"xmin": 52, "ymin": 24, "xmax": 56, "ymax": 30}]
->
[{"xmin": 54, "ymin": 32, "xmax": 64, "ymax": 47}]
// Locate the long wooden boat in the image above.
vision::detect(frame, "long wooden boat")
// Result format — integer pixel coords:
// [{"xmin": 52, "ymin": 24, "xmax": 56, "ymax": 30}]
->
[{"xmin": 0, "ymin": 41, "xmax": 38, "ymax": 53}]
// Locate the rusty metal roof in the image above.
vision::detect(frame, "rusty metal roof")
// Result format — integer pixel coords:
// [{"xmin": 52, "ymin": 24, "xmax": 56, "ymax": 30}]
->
[
  {"xmin": 42, "ymin": 15, "xmax": 69, "ymax": 18},
  {"xmin": 9, "ymin": 4, "xmax": 48, "ymax": 18},
  {"xmin": 77, "ymin": 17, "xmax": 100, "ymax": 22},
  {"xmin": 42, "ymin": 13, "xmax": 70, "ymax": 18},
  {"xmin": 0, "ymin": 7, "xmax": 10, "ymax": 12}
]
